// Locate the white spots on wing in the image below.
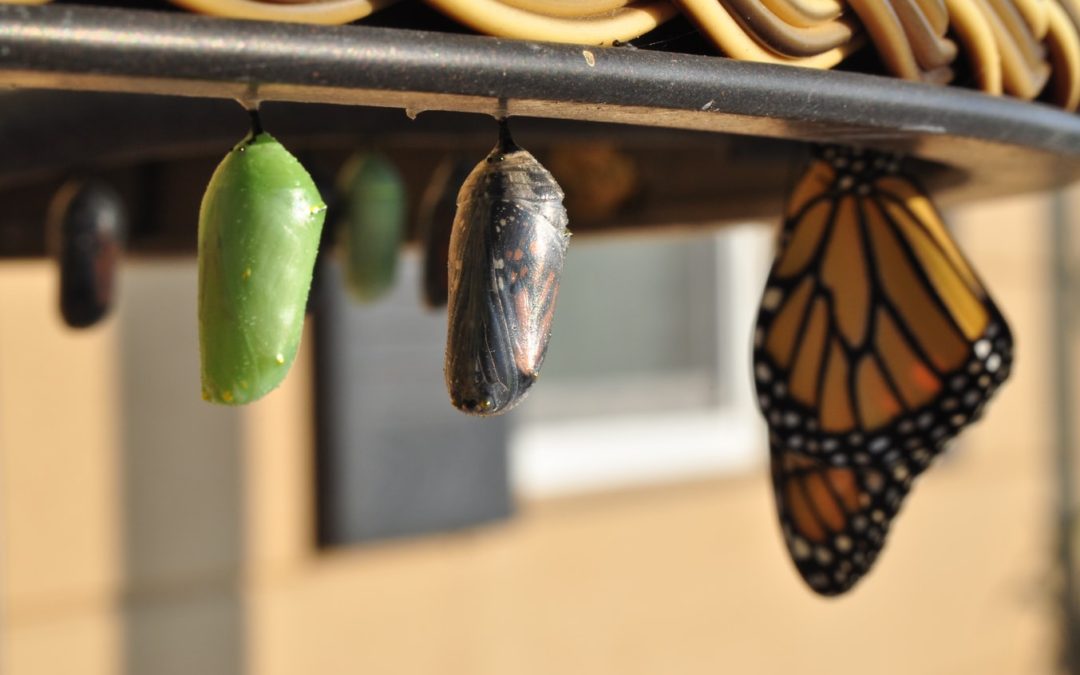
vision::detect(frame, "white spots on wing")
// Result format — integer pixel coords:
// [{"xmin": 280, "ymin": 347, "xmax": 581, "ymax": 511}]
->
[
  {"xmin": 762, "ymin": 287, "xmax": 783, "ymax": 310},
  {"xmin": 755, "ymin": 363, "xmax": 772, "ymax": 383},
  {"xmin": 791, "ymin": 536, "xmax": 812, "ymax": 560},
  {"xmin": 868, "ymin": 437, "xmax": 889, "ymax": 453},
  {"xmin": 814, "ymin": 546, "xmax": 833, "ymax": 566}
]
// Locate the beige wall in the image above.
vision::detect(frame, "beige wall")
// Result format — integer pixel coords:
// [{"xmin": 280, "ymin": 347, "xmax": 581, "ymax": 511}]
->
[{"xmin": 0, "ymin": 189, "xmax": 1067, "ymax": 675}]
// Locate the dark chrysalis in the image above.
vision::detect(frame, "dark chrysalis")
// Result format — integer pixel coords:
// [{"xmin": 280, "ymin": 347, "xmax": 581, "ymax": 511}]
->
[
  {"xmin": 337, "ymin": 151, "xmax": 407, "ymax": 303},
  {"xmin": 418, "ymin": 157, "xmax": 473, "ymax": 309},
  {"xmin": 445, "ymin": 121, "xmax": 571, "ymax": 415},
  {"xmin": 46, "ymin": 179, "xmax": 126, "ymax": 329}
]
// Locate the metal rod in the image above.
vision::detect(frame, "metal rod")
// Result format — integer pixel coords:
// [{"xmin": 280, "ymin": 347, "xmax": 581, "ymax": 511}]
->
[{"xmin": 2, "ymin": 4, "xmax": 1080, "ymax": 176}]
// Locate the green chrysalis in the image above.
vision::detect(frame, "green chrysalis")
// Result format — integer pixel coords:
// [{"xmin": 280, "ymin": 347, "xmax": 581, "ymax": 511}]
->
[
  {"xmin": 198, "ymin": 120, "xmax": 327, "ymax": 405},
  {"xmin": 337, "ymin": 152, "xmax": 406, "ymax": 302}
]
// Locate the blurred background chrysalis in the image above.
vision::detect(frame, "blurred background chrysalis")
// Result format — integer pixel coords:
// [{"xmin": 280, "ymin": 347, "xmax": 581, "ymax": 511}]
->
[
  {"xmin": 46, "ymin": 178, "xmax": 126, "ymax": 329},
  {"xmin": 418, "ymin": 157, "xmax": 473, "ymax": 309},
  {"xmin": 336, "ymin": 151, "xmax": 406, "ymax": 303},
  {"xmin": 198, "ymin": 112, "xmax": 327, "ymax": 406},
  {"xmin": 444, "ymin": 121, "xmax": 571, "ymax": 415}
]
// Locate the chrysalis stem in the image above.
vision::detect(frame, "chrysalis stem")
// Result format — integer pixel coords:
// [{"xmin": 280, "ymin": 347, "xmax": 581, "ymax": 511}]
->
[
  {"xmin": 248, "ymin": 108, "xmax": 265, "ymax": 139},
  {"xmin": 495, "ymin": 118, "xmax": 519, "ymax": 156}
]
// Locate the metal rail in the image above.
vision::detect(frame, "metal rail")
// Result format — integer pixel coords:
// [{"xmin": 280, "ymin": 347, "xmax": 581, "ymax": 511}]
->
[{"xmin": 1, "ymin": 4, "xmax": 1080, "ymax": 203}]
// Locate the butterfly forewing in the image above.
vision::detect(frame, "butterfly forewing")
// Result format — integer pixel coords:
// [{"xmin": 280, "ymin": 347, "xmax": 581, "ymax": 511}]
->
[{"xmin": 754, "ymin": 146, "xmax": 1013, "ymax": 595}]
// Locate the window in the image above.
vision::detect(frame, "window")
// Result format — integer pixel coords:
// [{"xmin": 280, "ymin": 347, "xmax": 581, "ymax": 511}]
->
[{"xmin": 511, "ymin": 224, "xmax": 775, "ymax": 497}]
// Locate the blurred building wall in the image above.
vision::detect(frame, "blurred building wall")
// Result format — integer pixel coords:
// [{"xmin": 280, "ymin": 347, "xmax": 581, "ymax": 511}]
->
[{"xmin": 0, "ymin": 189, "xmax": 1065, "ymax": 675}]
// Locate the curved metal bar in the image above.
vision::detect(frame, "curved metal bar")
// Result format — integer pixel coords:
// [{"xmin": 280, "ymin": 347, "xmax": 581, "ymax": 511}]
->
[
  {"xmin": 0, "ymin": 3, "xmax": 1078, "ymax": 224},
  {"xmin": 0, "ymin": 7, "xmax": 1078, "ymax": 140}
]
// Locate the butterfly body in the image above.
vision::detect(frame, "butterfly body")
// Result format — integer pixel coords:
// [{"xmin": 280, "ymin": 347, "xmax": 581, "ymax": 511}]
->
[{"xmin": 755, "ymin": 146, "xmax": 1012, "ymax": 595}]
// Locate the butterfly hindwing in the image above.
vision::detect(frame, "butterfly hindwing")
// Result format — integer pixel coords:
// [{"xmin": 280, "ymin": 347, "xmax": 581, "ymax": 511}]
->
[{"xmin": 772, "ymin": 447, "xmax": 914, "ymax": 595}]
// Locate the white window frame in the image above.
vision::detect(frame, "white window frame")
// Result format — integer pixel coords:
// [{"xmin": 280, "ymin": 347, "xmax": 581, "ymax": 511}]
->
[{"xmin": 510, "ymin": 224, "xmax": 775, "ymax": 498}]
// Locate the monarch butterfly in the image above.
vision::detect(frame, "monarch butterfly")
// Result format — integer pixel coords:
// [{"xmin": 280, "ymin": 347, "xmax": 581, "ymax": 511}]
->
[
  {"xmin": 445, "ymin": 121, "xmax": 570, "ymax": 415},
  {"xmin": 199, "ymin": 112, "xmax": 327, "ymax": 405},
  {"xmin": 46, "ymin": 178, "xmax": 125, "ymax": 329},
  {"xmin": 337, "ymin": 151, "xmax": 407, "ymax": 303},
  {"xmin": 754, "ymin": 145, "xmax": 1013, "ymax": 595}
]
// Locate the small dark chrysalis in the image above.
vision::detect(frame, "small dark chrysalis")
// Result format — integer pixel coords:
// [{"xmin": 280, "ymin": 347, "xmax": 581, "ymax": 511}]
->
[
  {"xmin": 46, "ymin": 179, "xmax": 126, "ymax": 329},
  {"xmin": 418, "ymin": 157, "xmax": 473, "ymax": 309},
  {"xmin": 445, "ymin": 121, "xmax": 571, "ymax": 415}
]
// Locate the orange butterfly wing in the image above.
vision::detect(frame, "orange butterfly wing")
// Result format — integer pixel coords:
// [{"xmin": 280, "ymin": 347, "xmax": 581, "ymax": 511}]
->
[{"xmin": 754, "ymin": 146, "xmax": 1013, "ymax": 595}]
